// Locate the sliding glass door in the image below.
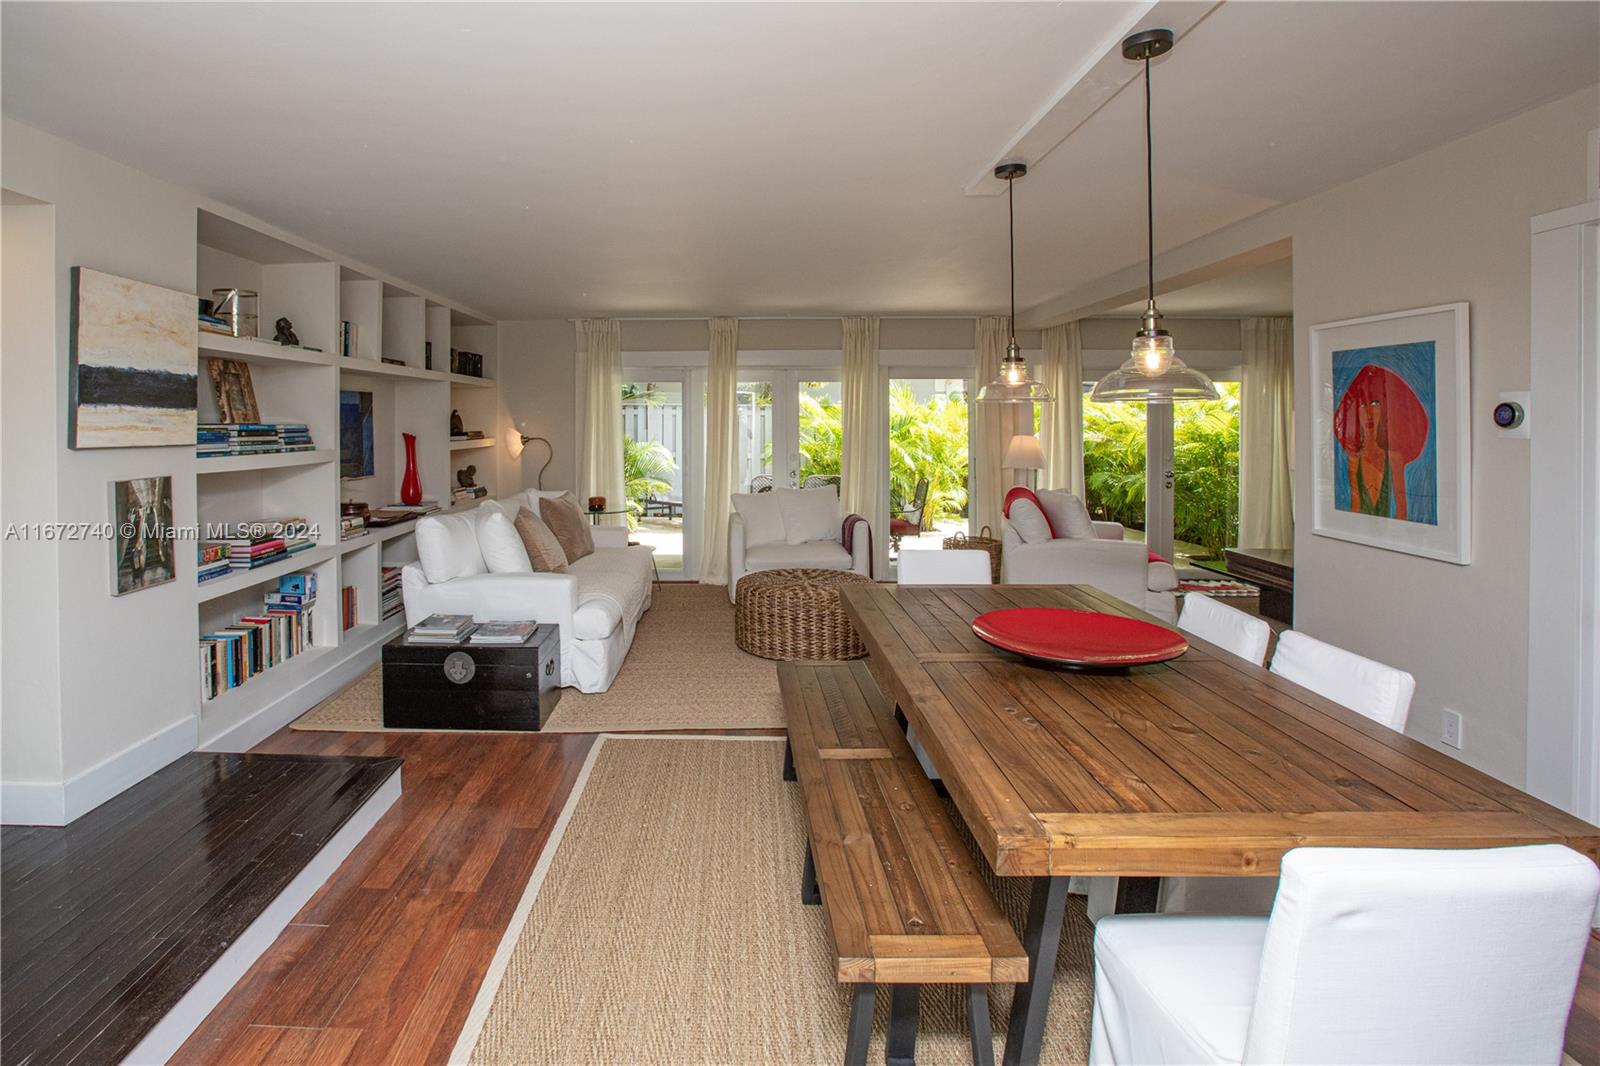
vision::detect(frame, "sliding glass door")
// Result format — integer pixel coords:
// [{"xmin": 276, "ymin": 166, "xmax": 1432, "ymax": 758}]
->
[
  {"xmin": 735, "ymin": 371, "xmax": 841, "ymax": 493},
  {"xmin": 888, "ymin": 376, "xmax": 971, "ymax": 555}
]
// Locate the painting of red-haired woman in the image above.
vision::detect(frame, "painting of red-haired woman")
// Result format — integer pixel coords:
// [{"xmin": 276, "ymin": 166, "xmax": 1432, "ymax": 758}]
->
[{"xmin": 1331, "ymin": 345, "xmax": 1438, "ymax": 526}]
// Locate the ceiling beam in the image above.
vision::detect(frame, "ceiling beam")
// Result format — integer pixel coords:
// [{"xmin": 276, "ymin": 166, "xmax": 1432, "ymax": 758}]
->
[{"xmin": 963, "ymin": 0, "xmax": 1223, "ymax": 196}]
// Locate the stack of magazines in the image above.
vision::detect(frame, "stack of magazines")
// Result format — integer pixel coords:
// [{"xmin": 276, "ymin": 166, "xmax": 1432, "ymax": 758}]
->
[
  {"xmin": 406, "ymin": 614, "xmax": 476, "ymax": 644},
  {"xmin": 469, "ymin": 621, "xmax": 537, "ymax": 645}
]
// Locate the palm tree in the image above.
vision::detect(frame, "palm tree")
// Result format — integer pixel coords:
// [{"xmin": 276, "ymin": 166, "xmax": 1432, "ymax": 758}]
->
[{"xmin": 622, "ymin": 436, "xmax": 676, "ymax": 527}]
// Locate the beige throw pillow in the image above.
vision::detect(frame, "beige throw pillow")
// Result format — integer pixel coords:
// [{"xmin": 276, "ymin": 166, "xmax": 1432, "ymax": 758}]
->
[
  {"xmin": 514, "ymin": 507, "xmax": 568, "ymax": 573},
  {"xmin": 540, "ymin": 492, "xmax": 595, "ymax": 564}
]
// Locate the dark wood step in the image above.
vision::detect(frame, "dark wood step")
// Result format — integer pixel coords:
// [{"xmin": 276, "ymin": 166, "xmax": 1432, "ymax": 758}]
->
[{"xmin": 1, "ymin": 751, "xmax": 401, "ymax": 1066}]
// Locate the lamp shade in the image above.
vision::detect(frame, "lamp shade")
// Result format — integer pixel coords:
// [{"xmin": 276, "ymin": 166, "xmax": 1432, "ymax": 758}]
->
[
  {"xmin": 1003, "ymin": 433, "xmax": 1046, "ymax": 470},
  {"xmin": 1090, "ymin": 358, "xmax": 1219, "ymax": 404}
]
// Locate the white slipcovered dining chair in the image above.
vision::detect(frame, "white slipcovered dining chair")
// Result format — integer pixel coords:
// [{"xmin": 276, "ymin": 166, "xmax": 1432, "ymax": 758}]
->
[
  {"xmin": 1089, "ymin": 844, "xmax": 1599, "ymax": 1065},
  {"xmin": 895, "ymin": 549, "xmax": 993, "ymax": 587},
  {"xmin": 1269, "ymin": 629, "xmax": 1417, "ymax": 731},
  {"xmin": 1177, "ymin": 593, "xmax": 1272, "ymax": 667}
]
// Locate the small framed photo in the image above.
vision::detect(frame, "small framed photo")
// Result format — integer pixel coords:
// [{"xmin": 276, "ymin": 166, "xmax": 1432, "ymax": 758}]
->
[
  {"xmin": 110, "ymin": 476, "xmax": 176, "ymax": 595},
  {"xmin": 1309, "ymin": 302, "xmax": 1472, "ymax": 564}
]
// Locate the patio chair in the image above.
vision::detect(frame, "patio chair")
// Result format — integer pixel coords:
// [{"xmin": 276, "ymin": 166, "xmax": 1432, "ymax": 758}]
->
[
  {"xmin": 802, "ymin": 474, "xmax": 840, "ymax": 495},
  {"xmin": 889, "ymin": 477, "xmax": 929, "ymax": 553},
  {"xmin": 750, "ymin": 474, "xmax": 774, "ymax": 493}
]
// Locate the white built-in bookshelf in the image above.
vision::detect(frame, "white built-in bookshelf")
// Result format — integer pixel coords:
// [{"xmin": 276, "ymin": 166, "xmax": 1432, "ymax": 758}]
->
[{"xmin": 193, "ymin": 209, "xmax": 499, "ymax": 748}]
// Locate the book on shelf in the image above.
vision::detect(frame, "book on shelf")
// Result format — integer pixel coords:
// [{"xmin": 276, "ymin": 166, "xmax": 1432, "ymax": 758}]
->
[
  {"xmin": 199, "ymin": 570, "xmax": 318, "ymax": 700},
  {"xmin": 380, "ymin": 565, "xmax": 403, "ymax": 620},
  {"xmin": 384, "ymin": 499, "xmax": 440, "ymax": 515},
  {"xmin": 340, "ymin": 320, "xmax": 356, "ymax": 359},
  {"xmin": 341, "ymin": 585, "xmax": 358, "ymax": 631},
  {"xmin": 406, "ymin": 613, "xmax": 475, "ymax": 644},
  {"xmin": 339, "ymin": 513, "xmax": 368, "ymax": 541},
  {"xmin": 450, "ymin": 486, "xmax": 488, "ymax": 505},
  {"xmin": 364, "ymin": 509, "xmax": 418, "ymax": 528},
  {"xmin": 448, "ymin": 349, "xmax": 484, "ymax": 377},
  {"xmin": 468, "ymin": 621, "xmax": 538, "ymax": 646},
  {"xmin": 197, "ymin": 422, "xmax": 316, "ymax": 459},
  {"xmin": 197, "ymin": 541, "xmax": 233, "ymax": 584}
]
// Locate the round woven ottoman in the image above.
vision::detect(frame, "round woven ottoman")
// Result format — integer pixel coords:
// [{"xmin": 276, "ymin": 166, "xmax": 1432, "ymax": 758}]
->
[{"xmin": 734, "ymin": 568, "xmax": 872, "ymax": 661}]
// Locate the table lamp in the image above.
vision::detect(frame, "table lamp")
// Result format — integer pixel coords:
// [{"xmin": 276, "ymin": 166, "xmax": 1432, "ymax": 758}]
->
[{"xmin": 1003, "ymin": 433, "xmax": 1045, "ymax": 491}]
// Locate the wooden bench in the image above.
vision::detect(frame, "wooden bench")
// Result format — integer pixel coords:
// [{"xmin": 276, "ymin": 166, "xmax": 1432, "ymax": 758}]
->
[{"xmin": 779, "ymin": 660, "xmax": 1028, "ymax": 1066}]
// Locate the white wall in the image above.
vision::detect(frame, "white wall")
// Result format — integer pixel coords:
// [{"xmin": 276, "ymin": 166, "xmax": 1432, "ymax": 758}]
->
[
  {"xmin": 1041, "ymin": 85, "xmax": 1600, "ymax": 786},
  {"xmin": 499, "ymin": 320, "xmax": 580, "ymax": 493}
]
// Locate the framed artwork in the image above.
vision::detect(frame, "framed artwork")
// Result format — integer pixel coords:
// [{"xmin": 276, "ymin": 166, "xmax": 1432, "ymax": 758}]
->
[
  {"xmin": 340, "ymin": 389, "xmax": 375, "ymax": 479},
  {"xmin": 109, "ymin": 476, "xmax": 176, "ymax": 595},
  {"xmin": 68, "ymin": 267, "xmax": 197, "ymax": 448},
  {"xmin": 1310, "ymin": 302, "xmax": 1472, "ymax": 564},
  {"xmin": 206, "ymin": 358, "xmax": 260, "ymax": 423}
]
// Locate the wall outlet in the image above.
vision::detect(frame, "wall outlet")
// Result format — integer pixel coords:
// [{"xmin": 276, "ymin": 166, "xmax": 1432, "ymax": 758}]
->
[{"xmin": 1441, "ymin": 708, "xmax": 1464, "ymax": 750}]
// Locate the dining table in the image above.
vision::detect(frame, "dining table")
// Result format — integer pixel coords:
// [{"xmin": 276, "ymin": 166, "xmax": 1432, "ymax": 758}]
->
[{"xmin": 839, "ymin": 582, "xmax": 1600, "ymax": 1066}]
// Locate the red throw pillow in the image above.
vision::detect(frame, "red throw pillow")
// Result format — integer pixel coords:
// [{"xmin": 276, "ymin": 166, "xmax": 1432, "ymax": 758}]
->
[
  {"xmin": 1148, "ymin": 550, "xmax": 1168, "ymax": 564},
  {"xmin": 1003, "ymin": 486, "xmax": 1057, "ymax": 538}
]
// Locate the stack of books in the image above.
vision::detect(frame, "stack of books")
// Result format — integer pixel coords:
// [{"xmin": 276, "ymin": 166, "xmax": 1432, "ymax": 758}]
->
[
  {"xmin": 341, "ymin": 585, "xmax": 358, "ymax": 630},
  {"xmin": 199, "ymin": 573, "xmax": 317, "ymax": 700},
  {"xmin": 197, "ymin": 542, "xmax": 231, "ymax": 585},
  {"xmin": 468, "ymin": 621, "xmax": 537, "ymax": 646},
  {"xmin": 449, "ymin": 349, "xmax": 484, "ymax": 377},
  {"xmin": 406, "ymin": 613, "xmax": 476, "ymax": 644},
  {"xmin": 380, "ymin": 566, "xmax": 403, "ymax": 620},
  {"xmin": 386, "ymin": 499, "xmax": 440, "ymax": 515},
  {"xmin": 339, "ymin": 513, "xmax": 368, "ymax": 541},
  {"xmin": 450, "ymin": 485, "xmax": 488, "ymax": 507},
  {"xmin": 226, "ymin": 518, "xmax": 314, "ymax": 571},
  {"xmin": 196, "ymin": 423, "xmax": 317, "ymax": 459}
]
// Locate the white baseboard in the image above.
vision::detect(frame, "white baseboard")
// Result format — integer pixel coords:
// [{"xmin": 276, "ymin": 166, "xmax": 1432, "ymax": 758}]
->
[
  {"xmin": 2, "ymin": 715, "xmax": 196, "ymax": 827},
  {"xmin": 120, "ymin": 765, "xmax": 402, "ymax": 1066}
]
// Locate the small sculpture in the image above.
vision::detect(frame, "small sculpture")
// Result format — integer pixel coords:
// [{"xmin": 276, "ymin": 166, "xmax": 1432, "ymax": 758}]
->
[
  {"xmin": 450, "ymin": 409, "xmax": 465, "ymax": 436},
  {"xmin": 457, "ymin": 465, "xmax": 478, "ymax": 489},
  {"xmin": 273, "ymin": 317, "xmax": 299, "ymax": 346}
]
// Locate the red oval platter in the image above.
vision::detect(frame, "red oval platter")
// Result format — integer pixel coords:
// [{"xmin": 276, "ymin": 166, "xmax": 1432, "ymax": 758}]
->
[{"xmin": 970, "ymin": 608, "xmax": 1188, "ymax": 667}]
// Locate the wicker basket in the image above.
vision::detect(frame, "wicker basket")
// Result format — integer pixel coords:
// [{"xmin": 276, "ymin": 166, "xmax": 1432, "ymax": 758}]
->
[
  {"xmin": 944, "ymin": 526, "xmax": 1003, "ymax": 583},
  {"xmin": 734, "ymin": 568, "xmax": 871, "ymax": 661}
]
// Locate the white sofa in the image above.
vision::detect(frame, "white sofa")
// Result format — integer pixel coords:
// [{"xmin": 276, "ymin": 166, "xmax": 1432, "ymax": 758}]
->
[
  {"xmin": 727, "ymin": 487, "xmax": 872, "ymax": 602},
  {"xmin": 401, "ymin": 489, "xmax": 655, "ymax": 693},
  {"xmin": 1002, "ymin": 517, "xmax": 1178, "ymax": 621}
]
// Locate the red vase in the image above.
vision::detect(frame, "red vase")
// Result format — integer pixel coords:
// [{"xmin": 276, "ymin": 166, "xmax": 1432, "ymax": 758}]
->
[{"xmin": 400, "ymin": 432, "xmax": 422, "ymax": 505}]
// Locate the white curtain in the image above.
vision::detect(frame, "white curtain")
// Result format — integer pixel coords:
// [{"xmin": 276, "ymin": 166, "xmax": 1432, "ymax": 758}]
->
[
  {"xmin": 579, "ymin": 318, "xmax": 624, "ymax": 525},
  {"xmin": 700, "ymin": 317, "xmax": 739, "ymax": 585},
  {"xmin": 1239, "ymin": 316, "xmax": 1294, "ymax": 549},
  {"xmin": 971, "ymin": 316, "xmax": 1014, "ymax": 536},
  {"xmin": 840, "ymin": 316, "xmax": 888, "ymax": 570},
  {"xmin": 1038, "ymin": 321, "xmax": 1085, "ymax": 497}
]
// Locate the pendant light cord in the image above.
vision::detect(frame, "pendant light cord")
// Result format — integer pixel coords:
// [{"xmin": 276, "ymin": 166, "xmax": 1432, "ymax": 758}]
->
[
  {"xmin": 1008, "ymin": 173, "xmax": 1017, "ymax": 348},
  {"xmin": 1145, "ymin": 53, "xmax": 1155, "ymax": 306}
]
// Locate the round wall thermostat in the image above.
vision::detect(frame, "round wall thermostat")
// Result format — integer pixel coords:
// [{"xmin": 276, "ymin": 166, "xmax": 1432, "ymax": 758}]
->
[{"xmin": 1492, "ymin": 401, "xmax": 1524, "ymax": 430}]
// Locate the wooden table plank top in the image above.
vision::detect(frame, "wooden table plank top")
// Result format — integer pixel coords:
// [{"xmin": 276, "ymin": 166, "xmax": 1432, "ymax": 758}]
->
[{"xmin": 841, "ymin": 584, "xmax": 1600, "ymax": 878}]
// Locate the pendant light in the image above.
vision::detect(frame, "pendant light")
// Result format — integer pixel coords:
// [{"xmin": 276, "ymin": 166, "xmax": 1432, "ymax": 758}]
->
[
  {"xmin": 1091, "ymin": 28, "xmax": 1218, "ymax": 404},
  {"xmin": 977, "ymin": 162, "xmax": 1053, "ymax": 404}
]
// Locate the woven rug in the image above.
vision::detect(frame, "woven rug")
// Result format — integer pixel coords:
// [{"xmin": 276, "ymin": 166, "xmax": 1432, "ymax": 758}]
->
[
  {"xmin": 290, "ymin": 584, "xmax": 784, "ymax": 734},
  {"xmin": 453, "ymin": 736, "xmax": 1094, "ymax": 1065}
]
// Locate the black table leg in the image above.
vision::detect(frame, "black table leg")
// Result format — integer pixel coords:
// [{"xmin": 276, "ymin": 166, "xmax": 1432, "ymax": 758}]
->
[
  {"xmin": 802, "ymin": 842, "xmax": 821, "ymax": 906},
  {"xmin": 1114, "ymin": 876, "xmax": 1159, "ymax": 914},
  {"xmin": 967, "ymin": 985, "xmax": 996, "ymax": 1066},
  {"xmin": 885, "ymin": 984, "xmax": 920, "ymax": 1066},
  {"xmin": 844, "ymin": 983, "xmax": 875, "ymax": 1066},
  {"xmin": 783, "ymin": 738, "xmax": 796, "ymax": 782},
  {"xmin": 1001, "ymin": 875, "xmax": 1069, "ymax": 1066}
]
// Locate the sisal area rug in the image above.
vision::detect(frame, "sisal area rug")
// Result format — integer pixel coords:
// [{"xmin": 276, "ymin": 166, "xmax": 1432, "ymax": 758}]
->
[
  {"xmin": 452, "ymin": 735, "xmax": 1094, "ymax": 1065},
  {"xmin": 290, "ymin": 584, "xmax": 785, "ymax": 734}
]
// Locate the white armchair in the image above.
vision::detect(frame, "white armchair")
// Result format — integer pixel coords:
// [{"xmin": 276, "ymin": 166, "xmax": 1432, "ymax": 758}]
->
[
  {"xmin": 1001, "ymin": 517, "xmax": 1178, "ymax": 620},
  {"xmin": 727, "ymin": 487, "xmax": 871, "ymax": 602}
]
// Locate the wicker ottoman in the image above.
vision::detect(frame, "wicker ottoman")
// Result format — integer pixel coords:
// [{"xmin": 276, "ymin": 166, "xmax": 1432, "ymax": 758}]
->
[{"xmin": 734, "ymin": 568, "xmax": 872, "ymax": 661}]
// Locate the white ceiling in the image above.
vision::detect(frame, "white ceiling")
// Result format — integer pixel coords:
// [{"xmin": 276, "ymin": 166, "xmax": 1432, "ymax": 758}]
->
[
  {"xmin": 1111, "ymin": 257, "xmax": 1294, "ymax": 317},
  {"xmin": 3, "ymin": 2, "xmax": 1596, "ymax": 321}
]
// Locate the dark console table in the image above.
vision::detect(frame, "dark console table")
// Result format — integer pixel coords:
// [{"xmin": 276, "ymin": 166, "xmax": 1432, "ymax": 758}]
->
[{"xmin": 1224, "ymin": 547, "xmax": 1294, "ymax": 623}]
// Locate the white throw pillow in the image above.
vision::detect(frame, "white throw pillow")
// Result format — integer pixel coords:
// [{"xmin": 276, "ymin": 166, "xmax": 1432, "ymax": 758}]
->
[
  {"xmin": 415, "ymin": 512, "xmax": 487, "ymax": 583},
  {"xmin": 775, "ymin": 487, "xmax": 841, "ymax": 545},
  {"xmin": 1008, "ymin": 497, "xmax": 1054, "ymax": 544},
  {"xmin": 1036, "ymin": 490, "xmax": 1095, "ymax": 539},
  {"xmin": 731, "ymin": 492, "xmax": 787, "ymax": 548},
  {"xmin": 477, "ymin": 509, "xmax": 532, "ymax": 573}
]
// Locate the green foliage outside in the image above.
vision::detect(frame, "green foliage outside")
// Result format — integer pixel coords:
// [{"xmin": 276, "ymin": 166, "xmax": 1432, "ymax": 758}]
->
[
  {"xmin": 622, "ymin": 435, "xmax": 675, "ymax": 528},
  {"xmin": 1083, "ymin": 382, "xmax": 1240, "ymax": 558},
  {"xmin": 791, "ymin": 384, "xmax": 970, "ymax": 526}
]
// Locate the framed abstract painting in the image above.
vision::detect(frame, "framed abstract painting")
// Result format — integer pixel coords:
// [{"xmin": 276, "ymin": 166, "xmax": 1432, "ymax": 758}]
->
[
  {"xmin": 69, "ymin": 267, "xmax": 198, "ymax": 448},
  {"xmin": 1310, "ymin": 302, "xmax": 1471, "ymax": 564}
]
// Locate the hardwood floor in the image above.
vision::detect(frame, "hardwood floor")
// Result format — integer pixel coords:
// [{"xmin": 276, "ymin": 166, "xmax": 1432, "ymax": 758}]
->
[
  {"xmin": 1, "ymin": 752, "xmax": 399, "ymax": 1066},
  {"xmin": 175, "ymin": 720, "xmax": 1600, "ymax": 1065}
]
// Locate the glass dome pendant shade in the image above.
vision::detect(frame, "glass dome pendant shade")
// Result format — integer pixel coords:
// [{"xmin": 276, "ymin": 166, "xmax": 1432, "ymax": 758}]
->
[
  {"xmin": 978, "ymin": 162, "xmax": 1054, "ymax": 405},
  {"xmin": 1090, "ymin": 29, "xmax": 1218, "ymax": 406}
]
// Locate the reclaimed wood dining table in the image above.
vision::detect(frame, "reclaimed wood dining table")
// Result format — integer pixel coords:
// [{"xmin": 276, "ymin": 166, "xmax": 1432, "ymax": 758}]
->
[{"xmin": 839, "ymin": 582, "xmax": 1600, "ymax": 1066}]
